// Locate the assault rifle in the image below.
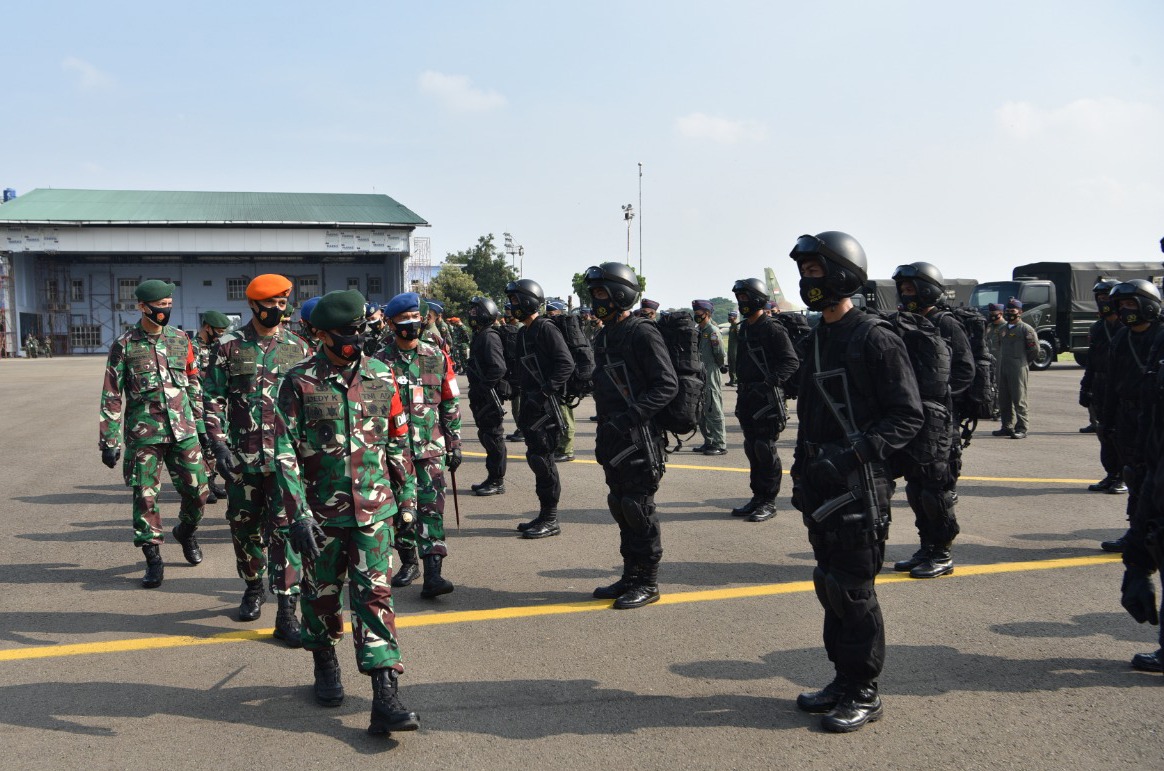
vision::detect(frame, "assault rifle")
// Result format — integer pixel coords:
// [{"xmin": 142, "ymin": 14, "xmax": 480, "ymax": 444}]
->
[
  {"xmin": 520, "ymin": 353, "xmax": 566, "ymax": 432},
  {"xmin": 745, "ymin": 345, "xmax": 788, "ymax": 426},
  {"xmin": 467, "ymin": 359, "xmax": 507, "ymax": 418},
  {"xmin": 603, "ymin": 359, "xmax": 665, "ymax": 481},
  {"xmin": 809, "ymin": 367, "xmax": 880, "ymax": 534}
]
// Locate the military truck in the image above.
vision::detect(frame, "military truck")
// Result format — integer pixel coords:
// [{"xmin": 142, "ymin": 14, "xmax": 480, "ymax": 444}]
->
[
  {"xmin": 969, "ymin": 262, "xmax": 1163, "ymax": 370},
  {"xmin": 861, "ymin": 278, "xmax": 978, "ymax": 311}
]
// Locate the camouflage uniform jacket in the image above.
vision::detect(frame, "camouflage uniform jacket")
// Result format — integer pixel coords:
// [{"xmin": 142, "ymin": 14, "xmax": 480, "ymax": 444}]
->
[
  {"xmin": 204, "ymin": 322, "xmax": 312, "ymax": 472},
  {"xmin": 422, "ymin": 318, "xmax": 452, "ymax": 352},
  {"xmin": 190, "ymin": 334, "xmax": 214, "ymax": 434},
  {"xmin": 99, "ymin": 322, "xmax": 203, "ymax": 450},
  {"xmin": 275, "ymin": 352, "xmax": 417, "ymax": 527},
  {"xmin": 699, "ymin": 322, "xmax": 726, "ymax": 370},
  {"xmin": 376, "ymin": 341, "xmax": 462, "ymax": 461}
]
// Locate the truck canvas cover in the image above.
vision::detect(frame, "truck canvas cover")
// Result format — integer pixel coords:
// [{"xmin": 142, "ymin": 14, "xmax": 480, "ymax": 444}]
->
[{"xmin": 1013, "ymin": 262, "xmax": 1163, "ymax": 314}]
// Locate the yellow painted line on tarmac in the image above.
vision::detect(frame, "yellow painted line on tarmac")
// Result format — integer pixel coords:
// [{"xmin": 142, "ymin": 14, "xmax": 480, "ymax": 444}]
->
[
  {"xmin": 463, "ymin": 451, "xmax": 1093, "ymax": 484},
  {"xmin": 0, "ymin": 554, "xmax": 1121, "ymax": 664}
]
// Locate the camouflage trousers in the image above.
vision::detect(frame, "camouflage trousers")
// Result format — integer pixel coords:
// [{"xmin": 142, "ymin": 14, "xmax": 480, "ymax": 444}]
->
[
  {"xmin": 124, "ymin": 438, "xmax": 208, "ymax": 547},
  {"xmin": 225, "ymin": 470, "xmax": 301, "ymax": 595},
  {"xmin": 301, "ymin": 519, "xmax": 403, "ymax": 674},
  {"xmin": 395, "ymin": 455, "xmax": 447, "ymax": 557}
]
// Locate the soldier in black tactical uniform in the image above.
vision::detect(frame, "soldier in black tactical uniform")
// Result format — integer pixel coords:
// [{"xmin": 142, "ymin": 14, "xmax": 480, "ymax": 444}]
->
[
  {"xmin": 729, "ymin": 277, "xmax": 799, "ymax": 522},
  {"xmin": 890, "ymin": 263, "xmax": 974, "ymax": 579},
  {"xmin": 1113, "ymin": 277, "xmax": 1164, "ymax": 673},
  {"xmin": 583, "ymin": 263, "xmax": 679, "ymax": 608},
  {"xmin": 500, "ymin": 305, "xmax": 524, "ymax": 443},
  {"xmin": 507, "ymin": 279, "xmax": 574, "ymax": 539},
  {"xmin": 1081, "ymin": 278, "xmax": 1128, "ymax": 497},
  {"xmin": 1101, "ymin": 280, "xmax": 1164, "ymax": 555},
  {"xmin": 788, "ymin": 231, "xmax": 924, "ymax": 733},
  {"xmin": 466, "ymin": 296, "xmax": 509, "ymax": 497}
]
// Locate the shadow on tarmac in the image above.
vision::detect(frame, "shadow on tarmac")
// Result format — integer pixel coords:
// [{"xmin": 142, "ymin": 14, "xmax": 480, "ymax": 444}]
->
[{"xmin": 541, "ymin": 561, "xmax": 813, "ymax": 588}]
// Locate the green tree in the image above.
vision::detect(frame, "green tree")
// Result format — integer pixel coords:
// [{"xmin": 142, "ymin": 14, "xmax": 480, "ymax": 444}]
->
[
  {"xmin": 427, "ymin": 265, "xmax": 480, "ymax": 318},
  {"xmin": 571, "ymin": 268, "xmax": 647, "ymax": 308},
  {"xmin": 445, "ymin": 234, "xmax": 518, "ymax": 301},
  {"xmin": 710, "ymin": 296, "xmax": 737, "ymax": 324}
]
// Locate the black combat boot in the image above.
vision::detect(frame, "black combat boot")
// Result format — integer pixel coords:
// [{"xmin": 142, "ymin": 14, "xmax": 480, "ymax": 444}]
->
[
  {"xmin": 1088, "ymin": 475, "xmax": 1116, "ymax": 492},
  {"xmin": 391, "ymin": 548, "xmax": 420, "ymax": 587},
  {"xmin": 731, "ymin": 497, "xmax": 760, "ymax": 517},
  {"xmin": 893, "ymin": 544, "xmax": 931, "ymax": 573},
  {"xmin": 419, "ymin": 554, "xmax": 454, "ymax": 598},
  {"xmin": 1131, "ymin": 649, "xmax": 1164, "ymax": 673},
  {"xmin": 171, "ymin": 522, "xmax": 203, "ymax": 565},
  {"xmin": 1108, "ymin": 478, "xmax": 1128, "ymax": 494},
  {"xmin": 1100, "ymin": 530, "xmax": 1129, "ymax": 553},
  {"xmin": 238, "ymin": 579, "xmax": 266, "ymax": 621},
  {"xmin": 141, "ymin": 544, "xmax": 164, "ymax": 588},
  {"xmin": 206, "ymin": 488, "xmax": 218, "ymax": 504},
  {"xmin": 521, "ymin": 509, "xmax": 561, "ymax": 539},
  {"xmin": 473, "ymin": 479, "xmax": 506, "ymax": 497},
  {"xmin": 746, "ymin": 499, "xmax": 776, "ymax": 523},
  {"xmin": 273, "ymin": 594, "xmax": 303, "ymax": 648},
  {"xmin": 796, "ymin": 675, "xmax": 849, "ymax": 713},
  {"xmin": 593, "ymin": 560, "xmax": 635, "ymax": 600},
  {"xmin": 312, "ymin": 648, "xmax": 344, "ymax": 707},
  {"xmin": 516, "ymin": 506, "xmax": 555, "ymax": 532},
  {"xmin": 505, "ymin": 429, "xmax": 524, "ymax": 442},
  {"xmin": 910, "ymin": 545, "xmax": 954, "ymax": 579},
  {"xmin": 209, "ymin": 479, "xmax": 227, "ymax": 499},
  {"xmin": 821, "ymin": 683, "xmax": 883, "ymax": 733},
  {"xmin": 613, "ymin": 563, "xmax": 660, "ymax": 610},
  {"xmin": 368, "ymin": 668, "xmax": 420, "ymax": 735}
]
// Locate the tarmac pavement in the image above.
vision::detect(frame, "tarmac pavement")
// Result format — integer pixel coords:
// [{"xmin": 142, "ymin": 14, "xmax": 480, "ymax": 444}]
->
[{"xmin": 0, "ymin": 355, "xmax": 1160, "ymax": 769}]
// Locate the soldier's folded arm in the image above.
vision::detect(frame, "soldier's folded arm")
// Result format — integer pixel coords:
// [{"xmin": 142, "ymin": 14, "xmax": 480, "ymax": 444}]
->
[
  {"xmin": 98, "ymin": 340, "xmax": 126, "ymax": 450},
  {"xmin": 273, "ymin": 376, "xmax": 311, "ymax": 523},
  {"xmin": 862, "ymin": 330, "xmax": 925, "ymax": 461},
  {"xmin": 630, "ymin": 322, "xmax": 678, "ymax": 421}
]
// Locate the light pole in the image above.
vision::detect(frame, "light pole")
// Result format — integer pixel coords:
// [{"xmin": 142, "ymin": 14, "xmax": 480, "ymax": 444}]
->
[
  {"xmin": 622, "ymin": 204, "xmax": 635, "ymax": 265},
  {"xmin": 518, "ymin": 245, "xmax": 524, "ymax": 278},
  {"xmin": 503, "ymin": 232, "xmax": 517, "ymax": 272},
  {"xmin": 638, "ymin": 162, "xmax": 643, "ymax": 276}
]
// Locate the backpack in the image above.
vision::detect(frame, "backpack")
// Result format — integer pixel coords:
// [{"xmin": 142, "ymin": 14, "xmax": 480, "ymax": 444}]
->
[
  {"xmin": 934, "ymin": 306, "xmax": 999, "ymax": 423},
  {"xmin": 846, "ymin": 311, "xmax": 953, "ymax": 468},
  {"xmin": 772, "ymin": 312, "xmax": 812, "ymax": 399},
  {"xmin": 653, "ymin": 310, "xmax": 707, "ymax": 436},
  {"xmin": 497, "ymin": 323, "xmax": 521, "ymax": 392},
  {"xmin": 550, "ymin": 313, "xmax": 596, "ymax": 402}
]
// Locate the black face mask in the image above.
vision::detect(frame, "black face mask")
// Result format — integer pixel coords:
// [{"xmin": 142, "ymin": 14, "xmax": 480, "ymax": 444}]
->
[
  {"xmin": 799, "ymin": 278, "xmax": 839, "ymax": 312},
  {"xmin": 325, "ymin": 331, "xmax": 363, "ymax": 361},
  {"xmin": 1118, "ymin": 307, "xmax": 1142, "ymax": 327},
  {"xmin": 253, "ymin": 304, "xmax": 283, "ymax": 329},
  {"xmin": 1097, "ymin": 298, "xmax": 1114, "ymax": 316},
  {"xmin": 367, "ymin": 319, "xmax": 384, "ymax": 335},
  {"xmin": 143, "ymin": 304, "xmax": 172, "ymax": 327},
  {"xmin": 897, "ymin": 290, "xmax": 922, "ymax": 314},
  {"xmin": 591, "ymin": 296, "xmax": 617, "ymax": 320},
  {"xmin": 394, "ymin": 320, "xmax": 422, "ymax": 341},
  {"xmin": 990, "ymin": 314, "xmax": 1003, "ymax": 324},
  {"xmin": 1004, "ymin": 312, "xmax": 1019, "ymax": 322}
]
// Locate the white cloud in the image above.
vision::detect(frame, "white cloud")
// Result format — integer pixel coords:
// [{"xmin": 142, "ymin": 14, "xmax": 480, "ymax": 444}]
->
[
  {"xmin": 675, "ymin": 112, "xmax": 765, "ymax": 143},
  {"xmin": 995, "ymin": 97, "xmax": 1162, "ymax": 140},
  {"xmin": 61, "ymin": 57, "xmax": 114, "ymax": 91},
  {"xmin": 418, "ymin": 70, "xmax": 506, "ymax": 112}
]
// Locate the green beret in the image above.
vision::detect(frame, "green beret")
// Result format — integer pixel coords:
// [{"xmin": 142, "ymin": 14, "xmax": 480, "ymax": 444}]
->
[
  {"xmin": 201, "ymin": 310, "xmax": 231, "ymax": 329},
  {"xmin": 135, "ymin": 279, "xmax": 175, "ymax": 302},
  {"xmin": 310, "ymin": 289, "xmax": 366, "ymax": 331}
]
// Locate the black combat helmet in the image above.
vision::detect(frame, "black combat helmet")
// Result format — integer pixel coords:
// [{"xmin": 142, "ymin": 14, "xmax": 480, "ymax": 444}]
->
[
  {"xmin": 505, "ymin": 279, "xmax": 545, "ymax": 319},
  {"xmin": 731, "ymin": 277, "xmax": 768, "ymax": 317},
  {"xmin": 467, "ymin": 295, "xmax": 500, "ymax": 329},
  {"xmin": 583, "ymin": 262, "xmax": 641, "ymax": 314},
  {"xmin": 893, "ymin": 262, "xmax": 946, "ymax": 311},
  {"xmin": 1093, "ymin": 277, "xmax": 1121, "ymax": 316},
  {"xmin": 1109, "ymin": 279, "xmax": 1162, "ymax": 324},
  {"xmin": 788, "ymin": 231, "xmax": 868, "ymax": 299}
]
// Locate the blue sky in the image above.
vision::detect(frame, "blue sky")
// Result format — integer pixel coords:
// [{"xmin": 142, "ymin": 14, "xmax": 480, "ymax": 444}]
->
[{"xmin": 3, "ymin": 1, "xmax": 1161, "ymax": 306}]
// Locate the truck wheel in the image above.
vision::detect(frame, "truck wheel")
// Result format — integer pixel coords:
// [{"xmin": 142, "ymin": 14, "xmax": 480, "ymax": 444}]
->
[
  {"xmin": 1073, "ymin": 351, "xmax": 1089, "ymax": 369},
  {"xmin": 1030, "ymin": 339, "xmax": 1055, "ymax": 371}
]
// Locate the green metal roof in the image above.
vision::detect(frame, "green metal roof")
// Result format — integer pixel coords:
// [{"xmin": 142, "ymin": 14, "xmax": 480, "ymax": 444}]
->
[{"xmin": 0, "ymin": 188, "xmax": 428, "ymax": 227}]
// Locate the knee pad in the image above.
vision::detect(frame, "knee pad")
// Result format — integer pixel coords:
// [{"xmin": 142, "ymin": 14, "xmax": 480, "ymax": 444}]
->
[
  {"xmin": 812, "ymin": 566, "xmax": 830, "ymax": 608},
  {"xmin": 823, "ymin": 571, "xmax": 849, "ymax": 619},
  {"xmin": 619, "ymin": 496, "xmax": 653, "ymax": 535}
]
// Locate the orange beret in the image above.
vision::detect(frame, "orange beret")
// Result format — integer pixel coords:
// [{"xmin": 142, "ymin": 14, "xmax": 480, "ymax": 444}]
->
[{"xmin": 246, "ymin": 274, "xmax": 293, "ymax": 301}]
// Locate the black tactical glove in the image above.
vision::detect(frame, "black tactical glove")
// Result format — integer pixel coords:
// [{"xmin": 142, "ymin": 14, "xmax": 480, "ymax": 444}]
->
[
  {"xmin": 720, "ymin": 365, "xmax": 729, "ymax": 374},
  {"xmin": 289, "ymin": 517, "xmax": 327, "ymax": 562},
  {"xmin": 1078, "ymin": 390, "xmax": 1091, "ymax": 409},
  {"xmin": 101, "ymin": 447, "xmax": 121, "ymax": 469},
  {"xmin": 764, "ymin": 373, "xmax": 782, "ymax": 389},
  {"xmin": 807, "ymin": 444, "xmax": 859, "ymax": 489},
  {"xmin": 1121, "ymin": 569, "xmax": 1159, "ymax": 625},
  {"xmin": 610, "ymin": 410, "xmax": 639, "ymax": 435},
  {"xmin": 211, "ymin": 441, "xmax": 239, "ymax": 485},
  {"xmin": 446, "ymin": 446, "xmax": 462, "ymax": 473}
]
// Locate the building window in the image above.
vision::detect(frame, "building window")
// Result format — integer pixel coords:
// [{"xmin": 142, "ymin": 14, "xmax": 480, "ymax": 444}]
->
[
  {"xmin": 118, "ymin": 278, "xmax": 138, "ymax": 302},
  {"xmin": 45, "ymin": 279, "xmax": 61, "ymax": 303},
  {"xmin": 368, "ymin": 276, "xmax": 382, "ymax": 295},
  {"xmin": 71, "ymin": 279, "xmax": 85, "ymax": 302},
  {"xmin": 295, "ymin": 276, "xmax": 320, "ymax": 304},
  {"xmin": 347, "ymin": 278, "xmax": 360, "ymax": 292},
  {"xmin": 227, "ymin": 277, "xmax": 249, "ymax": 301},
  {"xmin": 203, "ymin": 280, "xmax": 213, "ymax": 287},
  {"xmin": 70, "ymin": 324, "xmax": 102, "ymax": 348}
]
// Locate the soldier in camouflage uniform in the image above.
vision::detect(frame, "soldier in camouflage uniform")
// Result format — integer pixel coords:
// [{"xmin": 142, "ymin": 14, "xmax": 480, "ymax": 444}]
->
[
  {"xmin": 192, "ymin": 310, "xmax": 231, "ymax": 503},
  {"xmin": 447, "ymin": 316, "xmax": 471, "ymax": 374},
  {"xmin": 692, "ymin": 300, "xmax": 728, "ymax": 455},
  {"xmin": 363, "ymin": 302, "xmax": 388, "ymax": 356},
  {"xmin": 378, "ymin": 292, "xmax": 462, "ymax": 599},
  {"xmin": 99, "ymin": 279, "xmax": 208, "ymax": 588},
  {"xmin": 422, "ymin": 299, "xmax": 452, "ymax": 353},
  {"xmin": 275, "ymin": 289, "xmax": 420, "ymax": 736},
  {"xmin": 24, "ymin": 333, "xmax": 39, "ymax": 358},
  {"xmin": 297, "ymin": 296, "xmax": 322, "ymax": 352},
  {"xmin": 204, "ymin": 275, "xmax": 312, "ymax": 643}
]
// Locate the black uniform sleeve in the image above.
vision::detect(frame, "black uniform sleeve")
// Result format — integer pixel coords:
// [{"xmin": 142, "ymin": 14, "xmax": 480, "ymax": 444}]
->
[
  {"xmin": 481, "ymin": 328, "xmax": 508, "ymax": 386},
  {"xmin": 1100, "ymin": 328, "xmax": 1126, "ymax": 429},
  {"xmin": 1080, "ymin": 319, "xmax": 1101, "ymax": 393},
  {"xmin": 939, "ymin": 314, "xmax": 974, "ymax": 398},
  {"xmin": 763, "ymin": 320, "xmax": 801, "ymax": 385},
  {"xmin": 538, "ymin": 319, "xmax": 575, "ymax": 392},
  {"xmin": 861, "ymin": 325, "xmax": 925, "ymax": 462},
  {"xmin": 628, "ymin": 322, "xmax": 679, "ymax": 422}
]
